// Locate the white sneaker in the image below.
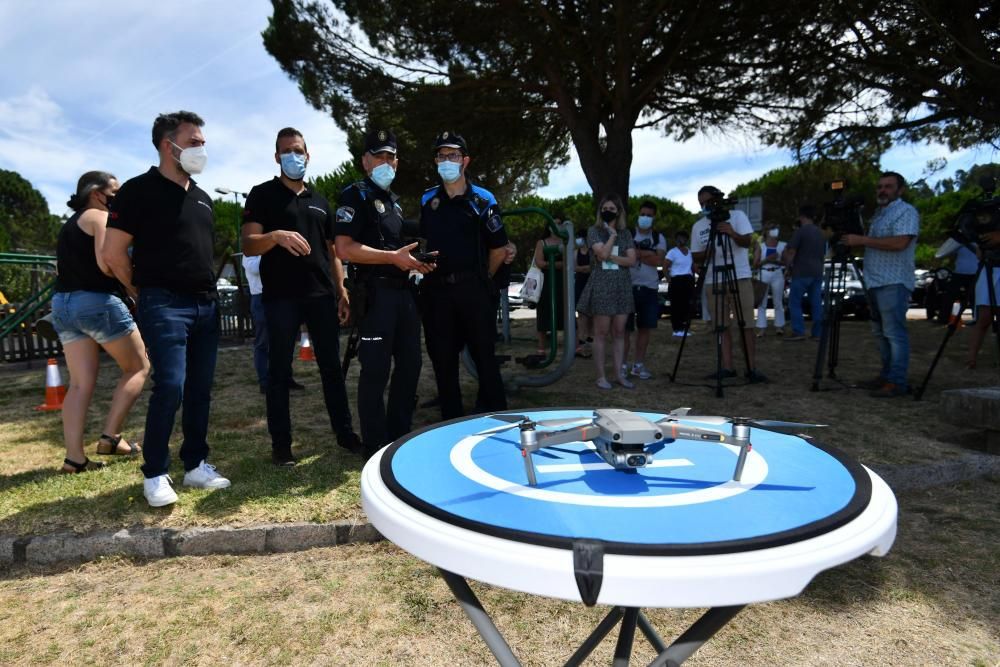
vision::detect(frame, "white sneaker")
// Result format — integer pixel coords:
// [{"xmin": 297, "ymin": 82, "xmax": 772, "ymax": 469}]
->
[
  {"xmin": 144, "ymin": 474, "xmax": 178, "ymax": 507},
  {"xmin": 183, "ymin": 461, "xmax": 231, "ymax": 489},
  {"xmin": 631, "ymin": 363, "xmax": 652, "ymax": 380},
  {"xmin": 621, "ymin": 364, "xmax": 629, "ymax": 378}
]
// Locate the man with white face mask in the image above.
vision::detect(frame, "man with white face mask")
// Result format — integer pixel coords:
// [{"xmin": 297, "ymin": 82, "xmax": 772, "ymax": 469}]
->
[
  {"xmin": 335, "ymin": 129, "xmax": 434, "ymax": 456},
  {"xmin": 242, "ymin": 127, "xmax": 361, "ymax": 466},
  {"xmin": 624, "ymin": 200, "xmax": 666, "ymax": 379},
  {"xmin": 104, "ymin": 111, "xmax": 231, "ymax": 507}
]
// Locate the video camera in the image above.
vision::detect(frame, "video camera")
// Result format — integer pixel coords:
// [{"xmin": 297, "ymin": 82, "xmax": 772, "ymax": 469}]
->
[
  {"xmin": 951, "ymin": 177, "xmax": 1000, "ymax": 260},
  {"xmin": 821, "ymin": 180, "xmax": 865, "ymax": 247},
  {"xmin": 701, "ymin": 188, "xmax": 736, "ymax": 226}
]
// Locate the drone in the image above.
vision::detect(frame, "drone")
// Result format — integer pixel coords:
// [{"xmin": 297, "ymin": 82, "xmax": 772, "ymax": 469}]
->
[{"xmin": 487, "ymin": 408, "xmax": 824, "ymax": 486}]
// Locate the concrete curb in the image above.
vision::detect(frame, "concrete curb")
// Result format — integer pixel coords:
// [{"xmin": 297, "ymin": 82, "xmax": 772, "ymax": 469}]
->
[{"xmin": 2, "ymin": 456, "xmax": 997, "ymax": 567}]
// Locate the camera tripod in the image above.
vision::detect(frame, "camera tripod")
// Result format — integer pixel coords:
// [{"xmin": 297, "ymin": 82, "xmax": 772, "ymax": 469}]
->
[
  {"xmin": 670, "ymin": 222, "xmax": 753, "ymax": 398},
  {"xmin": 915, "ymin": 254, "xmax": 1000, "ymax": 400},
  {"xmin": 810, "ymin": 247, "xmax": 867, "ymax": 391}
]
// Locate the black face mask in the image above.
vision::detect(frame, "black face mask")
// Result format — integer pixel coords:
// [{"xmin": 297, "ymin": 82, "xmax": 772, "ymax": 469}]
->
[
  {"xmin": 101, "ymin": 193, "xmax": 116, "ymax": 209},
  {"xmin": 600, "ymin": 210, "xmax": 617, "ymax": 223}
]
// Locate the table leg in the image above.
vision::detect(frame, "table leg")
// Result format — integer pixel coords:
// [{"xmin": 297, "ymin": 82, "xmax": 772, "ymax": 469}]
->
[
  {"xmin": 439, "ymin": 568, "xmax": 521, "ymax": 667},
  {"xmin": 647, "ymin": 605, "xmax": 746, "ymax": 667},
  {"xmin": 637, "ymin": 611, "xmax": 667, "ymax": 654},
  {"xmin": 563, "ymin": 607, "xmax": 625, "ymax": 667},
  {"xmin": 612, "ymin": 607, "xmax": 639, "ymax": 666}
]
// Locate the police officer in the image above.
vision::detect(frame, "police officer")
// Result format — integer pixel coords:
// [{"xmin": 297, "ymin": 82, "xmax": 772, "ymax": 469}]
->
[
  {"xmin": 334, "ymin": 129, "xmax": 433, "ymax": 455},
  {"xmin": 420, "ymin": 131, "xmax": 509, "ymax": 420},
  {"xmin": 242, "ymin": 127, "xmax": 361, "ymax": 466}
]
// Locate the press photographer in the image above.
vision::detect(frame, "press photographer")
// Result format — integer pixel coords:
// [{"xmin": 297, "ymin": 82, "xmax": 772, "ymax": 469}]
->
[{"xmin": 842, "ymin": 171, "xmax": 920, "ymax": 398}]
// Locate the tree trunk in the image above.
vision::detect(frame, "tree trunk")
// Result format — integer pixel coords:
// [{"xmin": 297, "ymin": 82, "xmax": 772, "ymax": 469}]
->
[{"xmin": 574, "ymin": 128, "xmax": 633, "ymax": 207}]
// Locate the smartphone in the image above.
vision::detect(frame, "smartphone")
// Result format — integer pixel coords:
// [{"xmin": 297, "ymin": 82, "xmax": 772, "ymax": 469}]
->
[{"xmin": 412, "ymin": 251, "xmax": 440, "ymax": 263}]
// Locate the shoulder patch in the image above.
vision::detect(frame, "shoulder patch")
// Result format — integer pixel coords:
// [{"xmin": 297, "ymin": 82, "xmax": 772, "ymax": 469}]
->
[
  {"xmin": 486, "ymin": 213, "xmax": 504, "ymax": 233},
  {"xmin": 336, "ymin": 206, "xmax": 355, "ymax": 223}
]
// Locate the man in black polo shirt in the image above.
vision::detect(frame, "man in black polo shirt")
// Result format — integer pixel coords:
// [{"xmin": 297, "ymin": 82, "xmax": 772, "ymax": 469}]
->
[
  {"xmin": 334, "ymin": 129, "xmax": 434, "ymax": 455},
  {"xmin": 104, "ymin": 110, "xmax": 230, "ymax": 508},
  {"xmin": 420, "ymin": 131, "xmax": 509, "ymax": 420},
  {"xmin": 242, "ymin": 127, "xmax": 361, "ymax": 466}
]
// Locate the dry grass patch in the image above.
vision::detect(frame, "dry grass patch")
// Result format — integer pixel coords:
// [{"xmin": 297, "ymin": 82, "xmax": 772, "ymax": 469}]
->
[
  {"xmin": 0, "ymin": 315, "xmax": 996, "ymax": 535},
  {"xmin": 0, "ymin": 477, "xmax": 996, "ymax": 665}
]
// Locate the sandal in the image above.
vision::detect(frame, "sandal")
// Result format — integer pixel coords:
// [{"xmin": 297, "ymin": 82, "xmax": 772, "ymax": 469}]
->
[
  {"xmin": 61, "ymin": 457, "xmax": 106, "ymax": 474},
  {"xmin": 617, "ymin": 376, "xmax": 636, "ymax": 390},
  {"xmin": 596, "ymin": 378, "xmax": 613, "ymax": 390},
  {"xmin": 95, "ymin": 433, "xmax": 142, "ymax": 456}
]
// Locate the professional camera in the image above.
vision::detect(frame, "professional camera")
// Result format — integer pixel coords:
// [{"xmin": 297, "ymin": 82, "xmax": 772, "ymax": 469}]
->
[
  {"xmin": 951, "ymin": 177, "xmax": 1000, "ymax": 261},
  {"xmin": 701, "ymin": 188, "xmax": 735, "ymax": 225},
  {"xmin": 821, "ymin": 180, "xmax": 865, "ymax": 243},
  {"xmin": 637, "ymin": 238, "xmax": 655, "ymax": 251}
]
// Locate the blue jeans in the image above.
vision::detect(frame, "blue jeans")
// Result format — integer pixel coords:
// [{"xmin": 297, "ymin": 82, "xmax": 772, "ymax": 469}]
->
[
  {"xmin": 249, "ymin": 293, "xmax": 268, "ymax": 388},
  {"xmin": 136, "ymin": 288, "xmax": 219, "ymax": 478},
  {"xmin": 264, "ymin": 294, "xmax": 353, "ymax": 450},
  {"xmin": 868, "ymin": 284, "xmax": 911, "ymax": 388},
  {"xmin": 789, "ymin": 276, "xmax": 823, "ymax": 336}
]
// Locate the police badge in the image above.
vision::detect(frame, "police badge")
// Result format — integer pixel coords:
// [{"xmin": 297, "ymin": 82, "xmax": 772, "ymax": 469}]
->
[
  {"xmin": 430, "ymin": 198, "xmax": 440, "ymax": 211},
  {"xmin": 374, "ymin": 199, "xmax": 386, "ymax": 214}
]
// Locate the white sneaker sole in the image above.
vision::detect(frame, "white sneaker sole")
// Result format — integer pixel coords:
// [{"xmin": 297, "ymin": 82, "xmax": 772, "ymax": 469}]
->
[
  {"xmin": 183, "ymin": 478, "xmax": 232, "ymax": 490},
  {"xmin": 145, "ymin": 493, "xmax": 178, "ymax": 508}
]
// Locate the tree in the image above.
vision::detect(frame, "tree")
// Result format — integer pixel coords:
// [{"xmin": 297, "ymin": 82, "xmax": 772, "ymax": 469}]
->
[
  {"xmin": 263, "ymin": 0, "xmax": 819, "ymax": 203},
  {"xmin": 0, "ymin": 169, "xmax": 61, "ymax": 253},
  {"xmin": 773, "ymin": 1, "xmax": 1000, "ymax": 158}
]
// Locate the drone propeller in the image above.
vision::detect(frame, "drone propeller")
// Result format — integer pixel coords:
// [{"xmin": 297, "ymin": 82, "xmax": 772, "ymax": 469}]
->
[
  {"xmin": 487, "ymin": 414, "xmax": 594, "ymax": 428},
  {"xmin": 659, "ymin": 411, "xmax": 825, "ymax": 431}
]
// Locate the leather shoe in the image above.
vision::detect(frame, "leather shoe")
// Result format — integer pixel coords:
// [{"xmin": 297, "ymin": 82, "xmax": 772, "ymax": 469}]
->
[
  {"xmin": 337, "ymin": 432, "xmax": 365, "ymax": 456},
  {"xmin": 271, "ymin": 448, "xmax": 298, "ymax": 467}
]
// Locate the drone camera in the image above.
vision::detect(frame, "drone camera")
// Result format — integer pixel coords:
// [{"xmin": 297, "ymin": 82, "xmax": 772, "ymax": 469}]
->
[{"xmin": 626, "ymin": 454, "xmax": 647, "ymax": 467}]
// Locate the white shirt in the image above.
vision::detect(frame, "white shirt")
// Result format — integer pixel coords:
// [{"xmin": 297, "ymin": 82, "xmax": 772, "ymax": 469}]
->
[
  {"xmin": 758, "ymin": 240, "xmax": 787, "ymax": 271},
  {"xmin": 666, "ymin": 247, "xmax": 693, "ymax": 276},
  {"xmin": 629, "ymin": 229, "xmax": 667, "ymax": 289},
  {"xmin": 242, "ymin": 254, "xmax": 263, "ymax": 295},
  {"xmin": 690, "ymin": 209, "xmax": 754, "ymax": 283}
]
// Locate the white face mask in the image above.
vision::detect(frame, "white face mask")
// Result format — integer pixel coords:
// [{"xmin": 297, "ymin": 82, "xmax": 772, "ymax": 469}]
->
[
  {"xmin": 170, "ymin": 141, "xmax": 207, "ymax": 175},
  {"xmin": 768, "ymin": 228, "xmax": 779, "ymax": 238}
]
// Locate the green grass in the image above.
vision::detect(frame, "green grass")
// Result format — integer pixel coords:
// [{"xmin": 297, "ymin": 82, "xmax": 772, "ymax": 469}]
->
[{"xmin": 0, "ymin": 314, "xmax": 996, "ymax": 536}]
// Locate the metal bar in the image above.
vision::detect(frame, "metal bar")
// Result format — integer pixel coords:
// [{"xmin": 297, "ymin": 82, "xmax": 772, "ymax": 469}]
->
[
  {"xmin": 612, "ymin": 607, "xmax": 639, "ymax": 666},
  {"xmin": 637, "ymin": 611, "xmax": 668, "ymax": 654},
  {"xmin": 648, "ymin": 605, "xmax": 745, "ymax": 666},
  {"xmin": 562, "ymin": 607, "xmax": 625, "ymax": 667},
  {"xmin": 438, "ymin": 569, "xmax": 521, "ymax": 667}
]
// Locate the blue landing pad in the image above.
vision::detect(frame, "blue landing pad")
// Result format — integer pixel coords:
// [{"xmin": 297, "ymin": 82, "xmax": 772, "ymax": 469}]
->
[{"xmin": 381, "ymin": 409, "xmax": 871, "ymax": 556}]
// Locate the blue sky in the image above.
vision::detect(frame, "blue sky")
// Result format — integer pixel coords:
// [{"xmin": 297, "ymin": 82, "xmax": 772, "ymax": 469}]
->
[{"xmin": 1, "ymin": 1, "xmax": 994, "ymax": 217}]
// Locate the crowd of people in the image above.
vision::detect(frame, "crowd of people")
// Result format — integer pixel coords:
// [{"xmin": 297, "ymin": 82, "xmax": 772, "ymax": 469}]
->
[{"xmin": 47, "ymin": 109, "xmax": 1000, "ymax": 508}]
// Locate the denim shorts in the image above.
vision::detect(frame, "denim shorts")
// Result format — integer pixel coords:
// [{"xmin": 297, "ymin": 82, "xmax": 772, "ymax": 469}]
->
[{"xmin": 51, "ymin": 290, "xmax": 136, "ymax": 345}]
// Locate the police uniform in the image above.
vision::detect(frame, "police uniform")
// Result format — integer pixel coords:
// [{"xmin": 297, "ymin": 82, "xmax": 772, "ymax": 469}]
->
[
  {"xmin": 334, "ymin": 134, "xmax": 421, "ymax": 451},
  {"xmin": 420, "ymin": 133, "xmax": 509, "ymax": 419}
]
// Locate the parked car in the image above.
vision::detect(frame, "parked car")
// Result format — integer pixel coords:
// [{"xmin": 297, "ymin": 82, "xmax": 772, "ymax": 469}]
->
[
  {"xmin": 793, "ymin": 262, "xmax": 868, "ymax": 319},
  {"xmin": 506, "ymin": 272, "xmax": 525, "ymax": 308},
  {"xmin": 912, "ymin": 269, "xmax": 932, "ymax": 307}
]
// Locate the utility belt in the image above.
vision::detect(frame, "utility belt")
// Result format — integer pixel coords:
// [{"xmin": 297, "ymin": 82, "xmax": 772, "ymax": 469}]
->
[
  {"xmin": 761, "ymin": 266, "xmax": 784, "ymax": 272},
  {"xmin": 371, "ymin": 275, "xmax": 413, "ymax": 290},
  {"xmin": 424, "ymin": 270, "xmax": 483, "ymax": 286}
]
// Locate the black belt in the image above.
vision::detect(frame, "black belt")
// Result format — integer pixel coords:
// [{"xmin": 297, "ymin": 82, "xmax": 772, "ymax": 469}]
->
[
  {"xmin": 761, "ymin": 266, "xmax": 784, "ymax": 271},
  {"xmin": 372, "ymin": 276, "xmax": 412, "ymax": 290},
  {"xmin": 427, "ymin": 270, "xmax": 481, "ymax": 285}
]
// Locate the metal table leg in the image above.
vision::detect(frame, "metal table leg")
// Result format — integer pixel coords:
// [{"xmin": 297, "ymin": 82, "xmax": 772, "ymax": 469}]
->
[
  {"xmin": 439, "ymin": 569, "xmax": 521, "ymax": 667},
  {"xmin": 563, "ymin": 607, "xmax": 625, "ymax": 667},
  {"xmin": 647, "ymin": 605, "xmax": 746, "ymax": 667}
]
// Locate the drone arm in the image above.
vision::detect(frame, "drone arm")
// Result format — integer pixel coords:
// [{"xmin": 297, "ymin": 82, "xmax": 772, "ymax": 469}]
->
[
  {"xmin": 534, "ymin": 424, "xmax": 602, "ymax": 449},
  {"xmin": 661, "ymin": 422, "xmax": 726, "ymax": 443}
]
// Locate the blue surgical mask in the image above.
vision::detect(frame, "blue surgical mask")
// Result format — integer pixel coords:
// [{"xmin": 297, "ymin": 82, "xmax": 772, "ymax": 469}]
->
[
  {"xmin": 637, "ymin": 215, "xmax": 653, "ymax": 230},
  {"xmin": 575, "ymin": 237, "xmax": 585, "ymax": 248},
  {"xmin": 700, "ymin": 207, "xmax": 711, "ymax": 217},
  {"xmin": 437, "ymin": 161, "xmax": 462, "ymax": 183},
  {"xmin": 371, "ymin": 163, "xmax": 395, "ymax": 190},
  {"xmin": 280, "ymin": 152, "xmax": 307, "ymax": 180}
]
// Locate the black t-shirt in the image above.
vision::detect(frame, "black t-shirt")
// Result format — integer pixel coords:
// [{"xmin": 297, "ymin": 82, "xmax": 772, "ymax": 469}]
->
[
  {"xmin": 107, "ymin": 167, "xmax": 216, "ymax": 295},
  {"xmin": 419, "ymin": 181, "xmax": 509, "ymax": 278},
  {"xmin": 243, "ymin": 177, "xmax": 336, "ymax": 301},
  {"xmin": 55, "ymin": 211, "xmax": 121, "ymax": 294},
  {"xmin": 334, "ymin": 177, "xmax": 408, "ymax": 281}
]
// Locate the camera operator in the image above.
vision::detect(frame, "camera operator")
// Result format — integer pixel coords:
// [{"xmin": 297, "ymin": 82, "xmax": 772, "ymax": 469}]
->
[
  {"xmin": 690, "ymin": 185, "xmax": 767, "ymax": 382},
  {"xmin": 842, "ymin": 172, "xmax": 920, "ymax": 398},
  {"xmin": 965, "ymin": 230, "xmax": 1000, "ymax": 368}
]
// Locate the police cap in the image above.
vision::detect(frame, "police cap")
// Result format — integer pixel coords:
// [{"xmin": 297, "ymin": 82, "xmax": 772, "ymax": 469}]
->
[
  {"xmin": 364, "ymin": 129, "xmax": 397, "ymax": 155},
  {"xmin": 433, "ymin": 131, "xmax": 468, "ymax": 154}
]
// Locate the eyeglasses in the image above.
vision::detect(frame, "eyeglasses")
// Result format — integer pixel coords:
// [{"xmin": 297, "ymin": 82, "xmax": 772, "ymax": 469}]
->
[{"xmin": 435, "ymin": 152, "xmax": 464, "ymax": 163}]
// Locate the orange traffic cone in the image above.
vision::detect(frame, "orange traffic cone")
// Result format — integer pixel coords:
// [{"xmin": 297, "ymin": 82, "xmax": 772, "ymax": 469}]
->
[
  {"xmin": 298, "ymin": 331, "xmax": 316, "ymax": 361},
  {"xmin": 35, "ymin": 358, "xmax": 66, "ymax": 411}
]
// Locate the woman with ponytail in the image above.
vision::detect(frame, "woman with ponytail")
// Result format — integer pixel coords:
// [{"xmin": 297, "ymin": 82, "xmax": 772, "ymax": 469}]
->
[{"xmin": 50, "ymin": 171, "xmax": 149, "ymax": 473}]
